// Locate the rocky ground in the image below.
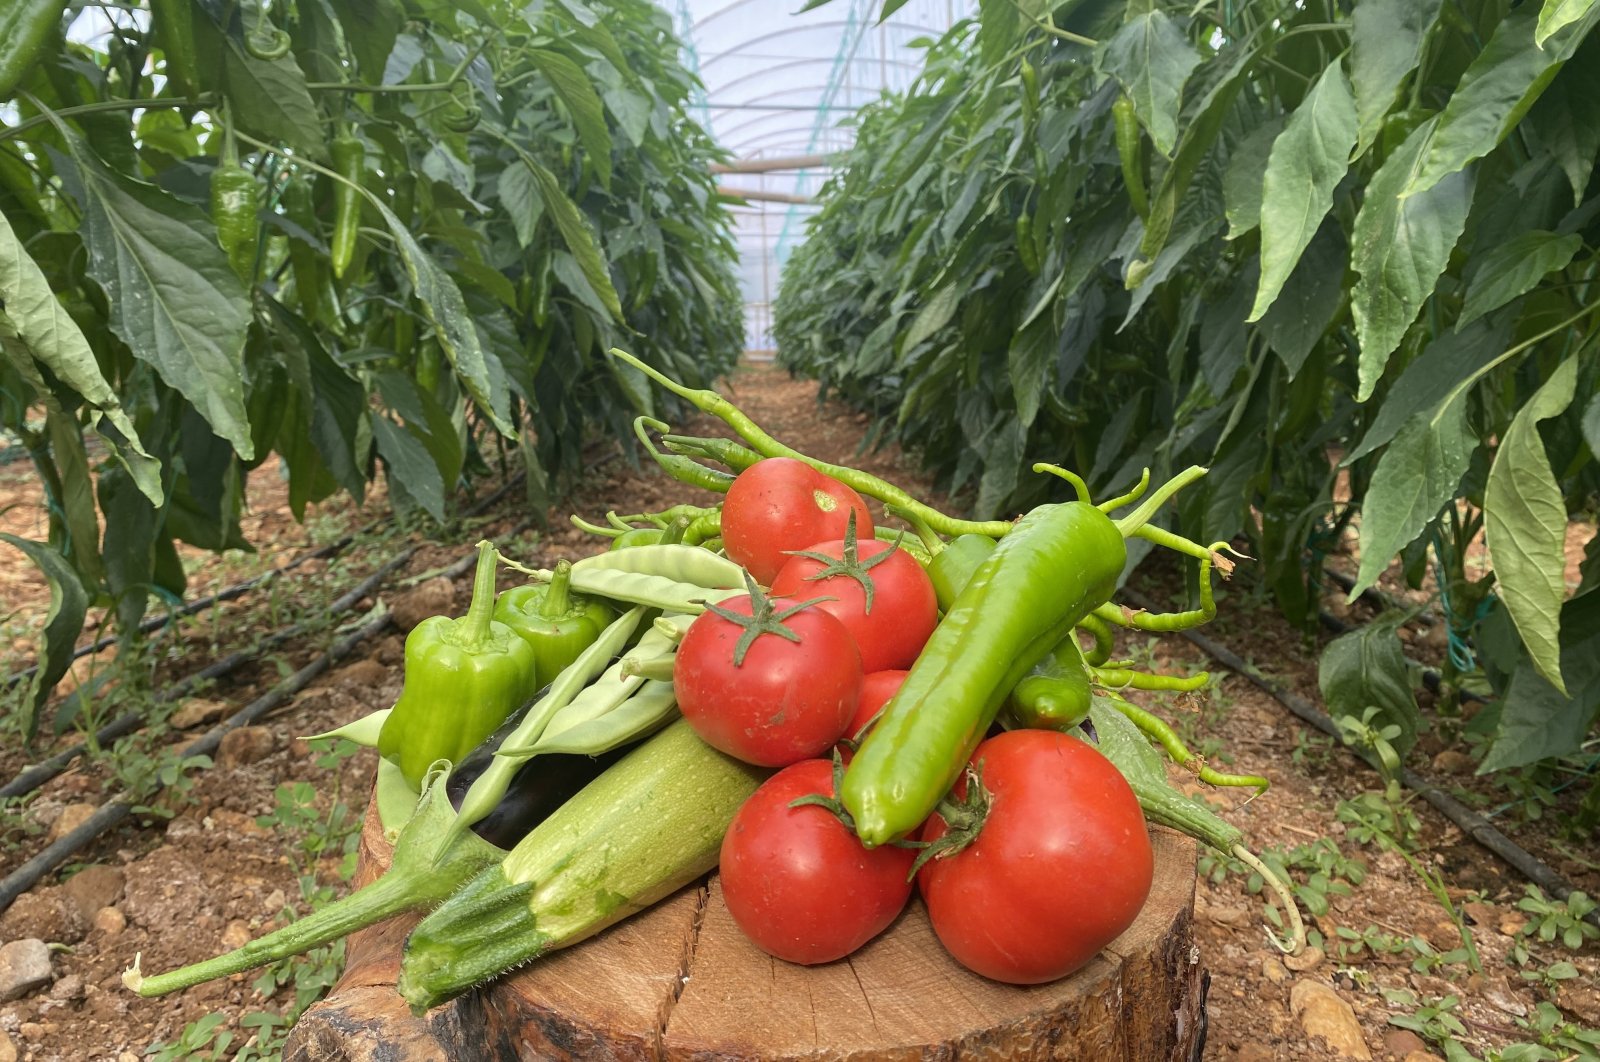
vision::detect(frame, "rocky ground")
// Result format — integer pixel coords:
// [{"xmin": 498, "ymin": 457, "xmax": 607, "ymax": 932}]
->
[{"xmin": 0, "ymin": 362, "xmax": 1595, "ymax": 1061}]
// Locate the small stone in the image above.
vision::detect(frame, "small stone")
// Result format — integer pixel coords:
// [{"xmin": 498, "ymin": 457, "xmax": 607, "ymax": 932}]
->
[
  {"xmin": 46, "ymin": 975, "xmax": 82, "ymax": 1003},
  {"xmin": 1482, "ymin": 977, "xmax": 1527, "ymax": 1017},
  {"xmin": 1402, "ymin": 1052, "xmax": 1444, "ymax": 1062},
  {"xmin": 119, "ymin": 1053, "xmax": 139, "ymax": 1062},
  {"xmin": 1555, "ymin": 983, "xmax": 1600, "ymax": 1025},
  {"xmin": 263, "ymin": 889, "xmax": 288, "ymax": 916},
  {"xmin": 1462, "ymin": 901, "xmax": 1498, "ymax": 928},
  {"xmin": 0, "ymin": 889, "xmax": 85, "ymax": 946},
  {"xmin": 0, "ymin": 1029, "xmax": 14, "ymax": 1062},
  {"xmin": 206, "ymin": 809, "xmax": 268, "ymax": 838},
  {"xmin": 1233, "ymin": 1046, "xmax": 1275, "ymax": 1062},
  {"xmin": 221, "ymin": 920, "xmax": 252, "ymax": 951},
  {"xmin": 170, "ymin": 698, "xmax": 229, "ymax": 729},
  {"xmin": 1262, "ymin": 956, "xmax": 1290, "ymax": 984},
  {"xmin": 391, "ymin": 577, "xmax": 455, "ymax": 632},
  {"xmin": 1499, "ymin": 915, "xmax": 1528, "ymax": 937},
  {"xmin": 1430, "ymin": 749, "xmax": 1475, "ymax": 775},
  {"xmin": 61, "ymin": 865, "xmax": 125, "ymax": 919},
  {"xmin": 1203, "ymin": 899, "xmax": 1251, "ymax": 928},
  {"xmin": 1383, "ymin": 1028, "xmax": 1429, "ymax": 1057},
  {"xmin": 333, "ymin": 658, "xmax": 389, "ymax": 688},
  {"xmin": 48, "ymin": 802, "xmax": 97, "ymax": 842},
  {"xmin": 218, "ymin": 725, "xmax": 278, "ymax": 767},
  {"xmin": 375, "ymin": 635, "xmax": 404, "ymax": 665},
  {"xmin": 16, "ymin": 1024, "xmax": 42, "ymax": 1043},
  {"xmin": 92, "ymin": 906, "xmax": 125, "ymax": 937},
  {"xmin": 0, "ymin": 941, "xmax": 52, "ymax": 1003},
  {"xmin": 1290, "ymin": 979, "xmax": 1372, "ymax": 1059},
  {"xmin": 1285, "ymin": 945, "xmax": 1326, "ymax": 972}
]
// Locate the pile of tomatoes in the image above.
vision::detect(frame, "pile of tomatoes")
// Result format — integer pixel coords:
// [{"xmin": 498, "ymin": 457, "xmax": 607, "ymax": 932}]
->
[{"xmin": 672, "ymin": 457, "xmax": 1153, "ymax": 985}]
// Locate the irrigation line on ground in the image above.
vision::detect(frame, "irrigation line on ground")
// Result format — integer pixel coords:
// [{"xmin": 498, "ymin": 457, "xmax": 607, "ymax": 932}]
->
[
  {"xmin": 1120, "ymin": 588, "xmax": 1600, "ymax": 930},
  {"xmin": 0, "ymin": 548, "xmax": 420, "ymax": 801},
  {"xmin": 0, "ymin": 609, "xmax": 395, "ymax": 914}
]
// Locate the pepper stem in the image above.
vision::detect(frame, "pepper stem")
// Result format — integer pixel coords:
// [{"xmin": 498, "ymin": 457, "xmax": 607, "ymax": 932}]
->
[
  {"xmin": 460, "ymin": 539, "xmax": 500, "ymax": 648},
  {"xmin": 539, "ymin": 559, "xmax": 574, "ymax": 618},
  {"xmin": 1112, "ymin": 465, "xmax": 1208, "ymax": 537}
]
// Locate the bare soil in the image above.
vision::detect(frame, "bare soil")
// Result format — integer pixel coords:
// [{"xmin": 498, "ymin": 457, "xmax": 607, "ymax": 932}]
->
[{"xmin": 0, "ymin": 362, "xmax": 1595, "ymax": 1061}]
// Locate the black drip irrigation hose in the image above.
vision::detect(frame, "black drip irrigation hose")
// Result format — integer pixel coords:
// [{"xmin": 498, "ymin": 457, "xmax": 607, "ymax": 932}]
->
[
  {"xmin": 0, "ymin": 608, "xmax": 395, "ymax": 914},
  {"xmin": 0, "ymin": 547, "xmax": 420, "ymax": 801},
  {"xmin": 1120, "ymin": 587, "xmax": 1600, "ymax": 930}
]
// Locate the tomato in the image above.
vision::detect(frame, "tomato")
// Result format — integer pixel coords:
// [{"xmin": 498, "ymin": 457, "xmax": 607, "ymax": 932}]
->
[
  {"xmin": 721, "ymin": 458, "xmax": 875, "ymax": 585},
  {"xmin": 770, "ymin": 537, "xmax": 936, "ymax": 672},
  {"xmin": 674, "ymin": 592, "xmax": 862, "ymax": 767},
  {"xmin": 721, "ymin": 759, "xmax": 915, "ymax": 964},
  {"xmin": 917, "ymin": 730, "xmax": 1152, "ymax": 984},
  {"xmin": 839, "ymin": 669, "xmax": 908, "ymax": 753}
]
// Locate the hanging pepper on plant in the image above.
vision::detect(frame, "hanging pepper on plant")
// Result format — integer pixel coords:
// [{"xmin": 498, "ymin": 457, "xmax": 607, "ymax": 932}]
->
[
  {"xmin": 278, "ymin": 175, "xmax": 323, "ymax": 319},
  {"xmin": 1112, "ymin": 94, "xmax": 1149, "ymax": 221},
  {"xmin": 378, "ymin": 541, "xmax": 540, "ymax": 789},
  {"xmin": 244, "ymin": 1, "xmax": 291, "ymax": 60},
  {"xmin": 210, "ymin": 106, "xmax": 259, "ymax": 284},
  {"xmin": 329, "ymin": 127, "xmax": 364, "ymax": 279},
  {"xmin": 494, "ymin": 559, "xmax": 618, "ymax": 684}
]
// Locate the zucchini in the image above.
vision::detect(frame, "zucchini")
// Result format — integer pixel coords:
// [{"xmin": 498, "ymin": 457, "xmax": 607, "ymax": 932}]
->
[{"xmin": 398, "ymin": 719, "xmax": 768, "ymax": 1012}]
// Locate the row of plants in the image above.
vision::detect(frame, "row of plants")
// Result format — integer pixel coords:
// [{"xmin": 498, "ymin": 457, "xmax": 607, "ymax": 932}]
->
[
  {"xmin": 773, "ymin": 0, "xmax": 1600, "ymax": 785},
  {"xmin": 0, "ymin": 0, "xmax": 743, "ymax": 744}
]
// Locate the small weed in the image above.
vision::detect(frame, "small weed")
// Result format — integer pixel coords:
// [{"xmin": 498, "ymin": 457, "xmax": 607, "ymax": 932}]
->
[
  {"xmin": 1518, "ymin": 959, "xmax": 1581, "ymax": 995},
  {"xmin": 1515, "ymin": 887, "xmax": 1600, "ymax": 953},
  {"xmin": 1337, "ymin": 791, "xmax": 1422, "ymax": 846}
]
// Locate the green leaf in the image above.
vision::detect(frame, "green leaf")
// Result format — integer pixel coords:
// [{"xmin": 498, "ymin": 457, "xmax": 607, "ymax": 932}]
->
[
  {"xmin": 0, "ymin": 534, "xmax": 89, "ymax": 745},
  {"xmin": 1260, "ymin": 222, "xmax": 1346, "ymax": 378},
  {"xmin": 49, "ymin": 124, "xmax": 256, "ymax": 460},
  {"xmin": 1097, "ymin": 11, "xmax": 1202, "ymax": 156},
  {"xmin": 496, "ymin": 162, "xmax": 545, "ymax": 248},
  {"xmin": 0, "ymin": 208, "xmax": 162, "ymax": 504},
  {"xmin": 528, "ymin": 48, "xmax": 613, "ymax": 188},
  {"xmin": 903, "ymin": 283, "xmax": 960, "ymax": 351},
  {"xmin": 1527, "ymin": 41, "xmax": 1600, "ymax": 205},
  {"xmin": 1008, "ymin": 314, "xmax": 1055, "ymax": 429},
  {"xmin": 506, "ymin": 144, "xmax": 623, "ymax": 322},
  {"xmin": 1350, "ymin": 117, "xmax": 1475, "ymax": 400},
  {"xmin": 371, "ymin": 414, "xmax": 445, "ymax": 521},
  {"xmin": 1536, "ymin": 0, "xmax": 1599, "ymax": 47},
  {"xmin": 1485, "ymin": 356, "xmax": 1579, "ymax": 695},
  {"xmin": 1348, "ymin": 0, "xmax": 1444, "ymax": 156},
  {"xmin": 1249, "ymin": 62, "xmax": 1357, "ymax": 322},
  {"xmin": 1403, "ymin": 2, "xmax": 1597, "ymax": 199},
  {"xmin": 1458, "ymin": 230, "xmax": 1583, "ymax": 329},
  {"xmin": 1351, "ymin": 389, "xmax": 1476, "ymax": 597},
  {"xmin": 1346, "ymin": 316, "xmax": 1513, "ymax": 462},
  {"xmin": 368, "ymin": 195, "xmax": 514, "ymax": 435},
  {"xmin": 1222, "ymin": 115, "xmax": 1282, "ymax": 240},
  {"xmin": 200, "ymin": 17, "xmax": 325, "ymax": 159},
  {"xmin": 328, "ymin": 0, "xmax": 402, "ymax": 82},
  {"xmin": 1583, "ymin": 391, "xmax": 1600, "ymax": 458},
  {"xmin": 1481, "ymin": 588, "xmax": 1600, "ymax": 772},
  {"xmin": 1318, "ymin": 617, "xmax": 1421, "ymax": 757}
]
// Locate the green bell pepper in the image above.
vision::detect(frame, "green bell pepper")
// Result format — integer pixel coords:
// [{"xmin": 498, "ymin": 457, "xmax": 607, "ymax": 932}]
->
[
  {"xmin": 378, "ymin": 541, "xmax": 539, "ymax": 789},
  {"xmin": 494, "ymin": 559, "xmax": 617, "ymax": 684}
]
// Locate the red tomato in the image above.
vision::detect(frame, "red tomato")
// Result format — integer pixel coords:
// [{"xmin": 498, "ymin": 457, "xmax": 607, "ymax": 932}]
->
[
  {"xmin": 721, "ymin": 759, "xmax": 915, "ymax": 964},
  {"xmin": 674, "ymin": 594, "xmax": 862, "ymax": 767},
  {"xmin": 839, "ymin": 669, "xmax": 909, "ymax": 753},
  {"xmin": 770, "ymin": 537, "xmax": 936, "ymax": 672},
  {"xmin": 917, "ymin": 730, "xmax": 1152, "ymax": 984},
  {"xmin": 721, "ymin": 458, "xmax": 875, "ymax": 585}
]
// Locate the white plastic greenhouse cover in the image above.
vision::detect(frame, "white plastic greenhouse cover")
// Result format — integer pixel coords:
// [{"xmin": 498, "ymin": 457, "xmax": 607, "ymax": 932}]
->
[{"xmin": 674, "ymin": 0, "xmax": 973, "ymax": 354}]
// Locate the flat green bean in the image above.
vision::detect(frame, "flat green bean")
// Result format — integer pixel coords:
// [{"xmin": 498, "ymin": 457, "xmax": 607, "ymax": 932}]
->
[
  {"xmin": 527, "ymin": 680, "xmax": 678, "ymax": 756},
  {"xmin": 499, "ymin": 555, "xmax": 740, "ymax": 614},
  {"xmin": 572, "ymin": 544, "xmax": 744, "ymax": 588}
]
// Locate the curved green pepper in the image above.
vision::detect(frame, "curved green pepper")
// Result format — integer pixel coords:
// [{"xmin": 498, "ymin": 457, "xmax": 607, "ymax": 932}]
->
[
  {"xmin": 378, "ymin": 541, "xmax": 540, "ymax": 790},
  {"xmin": 211, "ymin": 113, "xmax": 258, "ymax": 283},
  {"xmin": 279, "ymin": 176, "xmax": 324, "ymax": 320},
  {"xmin": 494, "ymin": 560, "xmax": 618, "ymax": 684},
  {"xmin": 329, "ymin": 130, "xmax": 364, "ymax": 279},
  {"xmin": 1007, "ymin": 632, "xmax": 1093, "ymax": 730},
  {"xmin": 842, "ymin": 503, "xmax": 1126, "ymax": 846},
  {"xmin": 927, "ymin": 534, "xmax": 996, "ymax": 610}
]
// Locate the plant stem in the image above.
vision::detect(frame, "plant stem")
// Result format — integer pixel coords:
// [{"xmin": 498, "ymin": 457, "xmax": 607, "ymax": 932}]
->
[{"xmin": 2, "ymin": 96, "xmax": 212, "ymax": 142}]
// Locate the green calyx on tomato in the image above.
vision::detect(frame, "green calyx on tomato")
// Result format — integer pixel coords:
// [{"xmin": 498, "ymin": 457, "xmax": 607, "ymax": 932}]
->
[
  {"xmin": 778, "ymin": 510, "xmax": 896, "ymax": 614},
  {"xmin": 700, "ymin": 572, "xmax": 834, "ymax": 667}
]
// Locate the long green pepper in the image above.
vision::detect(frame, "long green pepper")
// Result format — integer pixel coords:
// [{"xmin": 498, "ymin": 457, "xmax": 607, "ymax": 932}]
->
[{"xmin": 378, "ymin": 541, "xmax": 539, "ymax": 789}]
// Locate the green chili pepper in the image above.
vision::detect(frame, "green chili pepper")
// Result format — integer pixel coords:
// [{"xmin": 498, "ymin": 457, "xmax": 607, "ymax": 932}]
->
[
  {"xmin": 633, "ymin": 418, "xmax": 736, "ymax": 494},
  {"xmin": 148, "ymin": 0, "xmax": 198, "ymax": 96},
  {"xmin": 493, "ymin": 560, "xmax": 618, "ymax": 686},
  {"xmin": 608, "ymin": 528, "xmax": 662, "ymax": 551},
  {"xmin": 0, "ymin": 0, "xmax": 61, "ymax": 99},
  {"xmin": 210, "ymin": 111, "xmax": 258, "ymax": 283},
  {"xmin": 1015, "ymin": 213, "xmax": 1039, "ymax": 276},
  {"xmin": 378, "ymin": 541, "xmax": 540, "ymax": 790},
  {"xmin": 1113, "ymin": 94, "xmax": 1149, "ymax": 221},
  {"xmin": 1007, "ymin": 632, "xmax": 1093, "ymax": 731},
  {"xmin": 1019, "ymin": 56, "xmax": 1038, "ymax": 128},
  {"xmin": 840, "ymin": 467, "xmax": 1210, "ymax": 846},
  {"xmin": 244, "ymin": 21, "xmax": 291, "ymax": 60},
  {"xmin": 926, "ymin": 533, "xmax": 997, "ymax": 610},
  {"xmin": 278, "ymin": 176, "xmax": 324, "ymax": 320},
  {"xmin": 329, "ymin": 130, "xmax": 364, "ymax": 279},
  {"xmin": 660, "ymin": 433, "xmax": 764, "ymax": 472}
]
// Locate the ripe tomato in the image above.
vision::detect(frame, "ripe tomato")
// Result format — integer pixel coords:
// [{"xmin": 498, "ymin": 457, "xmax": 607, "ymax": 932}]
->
[
  {"xmin": 917, "ymin": 730, "xmax": 1152, "ymax": 984},
  {"xmin": 770, "ymin": 536, "xmax": 936, "ymax": 672},
  {"xmin": 721, "ymin": 458, "xmax": 874, "ymax": 585},
  {"xmin": 674, "ymin": 593, "xmax": 862, "ymax": 767},
  {"xmin": 839, "ymin": 669, "xmax": 908, "ymax": 753},
  {"xmin": 721, "ymin": 759, "xmax": 915, "ymax": 964}
]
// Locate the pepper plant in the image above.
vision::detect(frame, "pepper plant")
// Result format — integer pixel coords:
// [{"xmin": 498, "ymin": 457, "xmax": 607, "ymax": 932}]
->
[
  {"xmin": 774, "ymin": 0, "xmax": 1600, "ymax": 775},
  {"xmin": 0, "ymin": 0, "xmax": 742, "ymax": 742}
]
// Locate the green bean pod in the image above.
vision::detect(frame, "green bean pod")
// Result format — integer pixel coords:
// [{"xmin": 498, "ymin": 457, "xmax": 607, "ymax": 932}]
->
[
  {"xmin": 841, "ymin": 501, "xmax": 1127, "ymax": 846},
  {"xmin": 529, "ymin": 680, "xmax": 677, "ymax": 756},
  {"xmin": 571, "ymin": 546, "xmax": 745, "ymax": 591}
]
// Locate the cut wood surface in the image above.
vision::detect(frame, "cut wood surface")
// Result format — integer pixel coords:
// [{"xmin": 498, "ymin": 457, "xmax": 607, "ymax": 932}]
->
[{"xmin": 286, "ymin": 786, "xmax": 1205, "ymax": 1061}]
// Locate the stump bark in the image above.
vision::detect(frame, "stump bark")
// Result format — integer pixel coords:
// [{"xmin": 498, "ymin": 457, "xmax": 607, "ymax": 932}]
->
[{"xmin": 286, "ymin": 790, "xmax": 1206, "ymax": 1061}]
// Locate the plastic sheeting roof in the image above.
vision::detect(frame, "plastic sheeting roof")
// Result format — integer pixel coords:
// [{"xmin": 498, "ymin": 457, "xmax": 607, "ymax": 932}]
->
[{"xmin": 674, "ymin": 0, "xmax": 971, "ymax": 352}]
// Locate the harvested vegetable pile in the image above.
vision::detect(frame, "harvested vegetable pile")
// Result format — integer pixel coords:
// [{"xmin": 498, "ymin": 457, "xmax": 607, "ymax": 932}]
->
[{"xmin": 122, "ymin": 349, "xmax": 1303, "ymax": 1008}]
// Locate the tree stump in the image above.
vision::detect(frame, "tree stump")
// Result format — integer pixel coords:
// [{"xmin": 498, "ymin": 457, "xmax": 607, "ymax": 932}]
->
[{"xmin": 286, "ymin": 789, "xmax": 1206, "ymax": 1061}]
